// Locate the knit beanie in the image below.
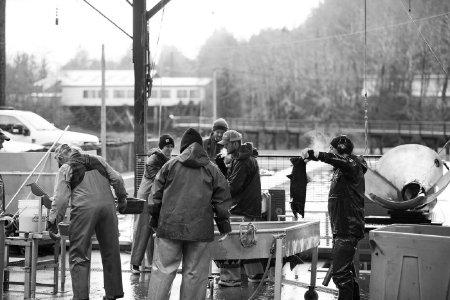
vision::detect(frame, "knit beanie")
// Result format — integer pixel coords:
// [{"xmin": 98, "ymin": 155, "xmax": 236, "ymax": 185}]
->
[
  {"xmin": 180, "ymin": 128, "xmax": 203, "ymax": 153},
  {"xmin": 212, "ymin": 118, "xmax": 229, "ymax": 132},
  {"xmin": 158, "ymin": 134, "xmax": 174, "ymax": 149},
  {"xmin": 330, "ymin": 135, "xmax": 354, "ymax": 155}
]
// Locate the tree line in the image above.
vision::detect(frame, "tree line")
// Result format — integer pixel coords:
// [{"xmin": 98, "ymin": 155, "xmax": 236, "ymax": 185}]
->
[{"xmin": 2, "ymin": 0, "xmax": 450, "ymax": 127}]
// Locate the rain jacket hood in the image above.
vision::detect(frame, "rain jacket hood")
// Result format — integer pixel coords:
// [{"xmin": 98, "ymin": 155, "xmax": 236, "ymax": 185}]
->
[{"xmin": 176, "ymin": 142, "xmax": 209, "ymax": 168}]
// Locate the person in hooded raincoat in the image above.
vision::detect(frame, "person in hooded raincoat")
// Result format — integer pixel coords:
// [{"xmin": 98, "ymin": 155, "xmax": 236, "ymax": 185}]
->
[
  {"xmin": 47, "ymin": 144, "xmax": 128, "ymax": 300},
  {"xmin": 130, "ymin": 134, "xmax": 174, "ymax": 274},
  {"xmin": 147, "ymin": 128, "xmax": 232, "ymax": 300},
  {"xmin": 302, "ymin": 135, "xmax": 367, "ymax": 300}
]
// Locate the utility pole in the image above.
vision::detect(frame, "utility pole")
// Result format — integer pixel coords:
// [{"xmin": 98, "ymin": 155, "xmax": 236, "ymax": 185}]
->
[{"xmin": 133, "ymin": 0, "xmax": 147, "ymax": 156}]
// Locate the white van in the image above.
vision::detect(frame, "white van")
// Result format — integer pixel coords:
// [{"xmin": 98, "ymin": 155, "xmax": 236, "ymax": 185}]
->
[{"xmin": 0, "ymin": 108, "xmax": 100, "ymax": 149}]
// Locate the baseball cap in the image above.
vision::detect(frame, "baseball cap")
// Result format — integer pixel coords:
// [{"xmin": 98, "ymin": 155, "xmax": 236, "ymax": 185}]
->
[
  {"xmin": 0, "ymin": 128, "xmax": 10, "ymax": 141},
  {"xmin": 218, "ymin": 130, "xmax": 242, "ymax": 145}
]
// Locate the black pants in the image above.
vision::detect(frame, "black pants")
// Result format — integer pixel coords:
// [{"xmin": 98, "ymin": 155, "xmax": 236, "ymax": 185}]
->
[{"xmin": 332, "ymin": 236, "xmax": 360, "ymax": 300}]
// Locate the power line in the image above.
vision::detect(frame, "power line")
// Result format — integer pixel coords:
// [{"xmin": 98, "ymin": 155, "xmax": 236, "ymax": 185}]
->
[
  {"xmin": 399, "ymin": 0, "xmax": 448, "ymax": 75},
  {"xmin": 82, "ymin": 0, "xmax": 132, "ymax": 40}
]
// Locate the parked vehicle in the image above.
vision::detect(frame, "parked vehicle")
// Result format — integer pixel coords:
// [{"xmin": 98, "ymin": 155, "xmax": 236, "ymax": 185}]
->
[{"xmin": 0, "ymin": 108, "xmax": 100, "ymax": 149}]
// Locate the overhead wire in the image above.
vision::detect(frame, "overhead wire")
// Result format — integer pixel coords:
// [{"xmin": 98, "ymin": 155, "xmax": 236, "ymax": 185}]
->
[
  {"xmin": 82, "ymin": 0, "xmax": 132, "ymax": 39},
  {"xmin": 182, "ymin": 10, "xmax": 450, "ymax": 54},
  {"xmin": 398, "ymin": 0, "xmax": 448, "ymax": 75}
]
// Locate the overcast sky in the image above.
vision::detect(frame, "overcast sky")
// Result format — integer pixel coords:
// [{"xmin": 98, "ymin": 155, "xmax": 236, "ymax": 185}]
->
[{"xmin": 6, "ymin": 0, "xmax": 321, "ymax": 69}]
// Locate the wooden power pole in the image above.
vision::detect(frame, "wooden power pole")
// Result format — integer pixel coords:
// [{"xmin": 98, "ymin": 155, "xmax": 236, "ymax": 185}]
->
[{"xmin": 133, "ymin": 0, "xmax": 147, "ymax": 156}]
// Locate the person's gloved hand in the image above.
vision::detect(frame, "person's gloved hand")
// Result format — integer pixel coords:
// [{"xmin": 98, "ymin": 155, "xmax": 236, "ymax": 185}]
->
[
  {"xmin": 215, "ymin": 153, "xmax": 227, "ymax": 176},
  {"xmin": 149, "ymin": 216, "xmax": 159, "ymax": 232},
  {"xmin": 301, "ymin": 148, "xmax": 318, "ymax": 161},
  {"xmin": 290, "ymin": 202, "xmax": 304, "ymax": 219},
  {"xmin": 117, "ymin": 196, "xmax": 128, "ymax": 214},
  {"xmin": 46, "ymin": 220, "xmax": 60, "ymax": 241}
]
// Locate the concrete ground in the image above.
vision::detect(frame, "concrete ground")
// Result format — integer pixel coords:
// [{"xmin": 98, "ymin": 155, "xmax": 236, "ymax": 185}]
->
[{"xmin": 2, "ymin": 248, "xmax": 370, "ymax": 300}]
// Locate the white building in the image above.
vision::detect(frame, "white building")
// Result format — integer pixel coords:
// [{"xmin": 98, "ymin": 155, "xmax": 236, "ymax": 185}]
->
[{"xmin": 57, "ymin": 70, "xmax": 211, "ymax": 107}]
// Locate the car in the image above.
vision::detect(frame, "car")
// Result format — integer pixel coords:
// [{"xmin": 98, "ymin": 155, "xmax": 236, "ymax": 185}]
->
[{"xmin": 0, "ymin": 108, "xmax": 100, "ymax": 149}]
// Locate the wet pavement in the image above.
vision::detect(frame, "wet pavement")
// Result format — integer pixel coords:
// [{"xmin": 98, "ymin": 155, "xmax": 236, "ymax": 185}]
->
[{"xmin": 2, "ymin": 248, "xmax": 370, "ymax": 299}]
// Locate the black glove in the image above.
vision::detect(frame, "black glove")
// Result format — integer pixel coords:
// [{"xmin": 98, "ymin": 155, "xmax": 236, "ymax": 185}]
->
[
  {"xmin": 46, "ymin": 221, "xmax": 60, "ymax": 241},
  {"xmin": 290, "ymin": 202, "xmax": 304, "ymax": 219},
  {"xmin": 117, "ymin": 196, "xmax": 128, "ymax": 214},
  {"xmin": 215, "ymin": 154, "xmax": 227, "ymax": 176},
  {"xmin": 306, "ymin": 149, "xmax": 319, "ymax": 161}
]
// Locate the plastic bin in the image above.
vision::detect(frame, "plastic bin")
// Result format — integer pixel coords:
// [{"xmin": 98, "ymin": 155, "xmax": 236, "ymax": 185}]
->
[{"xmin": 369, "ymin": 224, "xmax": 450, "ymax": 300}]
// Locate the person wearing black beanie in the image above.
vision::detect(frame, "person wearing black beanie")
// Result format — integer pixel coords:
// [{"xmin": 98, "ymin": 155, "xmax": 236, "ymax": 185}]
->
[
  {"xmin": 130, "ymin": 134, "xmax": 173, "ymax": 275},
  {"xmin": 180, "ymin": 128, "xmax": 203, "ymax": 153},
  {"xmin": 147, "ymin": 127, "xmax": 232, "ymax": 300},
  {"xmin": 301, "ymin": 136, "xmax": 367, "ymax": 300},
  {"xmin": 158, "ymin": 134, "xmax": 174, "ymax": 150}
]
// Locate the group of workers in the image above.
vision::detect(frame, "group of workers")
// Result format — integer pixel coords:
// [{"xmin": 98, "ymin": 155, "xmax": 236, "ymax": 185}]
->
[{"xmin": 0, "ymin": 113, "xmax": 367, "ymax": 300}]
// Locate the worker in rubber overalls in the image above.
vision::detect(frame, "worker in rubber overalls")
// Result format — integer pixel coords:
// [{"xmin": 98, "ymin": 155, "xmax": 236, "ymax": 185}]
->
[
  {"xmin": 47, "ymin": 144, "xmax": 128, "ymax": 300},
  {"xmin": 302, "ymin": 135, "xmax": 367, "ymax": 300}
]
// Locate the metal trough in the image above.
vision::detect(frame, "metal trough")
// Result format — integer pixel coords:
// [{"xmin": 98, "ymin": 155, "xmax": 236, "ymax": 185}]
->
[{"xmin": 212, "ymin": 220, "xmax": 320, "ymax": 300}]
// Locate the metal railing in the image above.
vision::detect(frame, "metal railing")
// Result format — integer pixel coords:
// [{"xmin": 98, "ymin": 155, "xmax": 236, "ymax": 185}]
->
[{"xmin": 134, "ymin": 154, "xmax": 381, "ymax": 248}]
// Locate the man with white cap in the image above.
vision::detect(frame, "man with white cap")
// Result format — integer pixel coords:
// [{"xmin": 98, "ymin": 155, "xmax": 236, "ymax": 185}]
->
[{"xmin": 216, "ymin": 130, "xmax": 265, "ymax": 286}]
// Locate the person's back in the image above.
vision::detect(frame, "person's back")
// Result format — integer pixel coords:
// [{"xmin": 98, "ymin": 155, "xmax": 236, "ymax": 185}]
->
[
  {"xmin": 48, "ymin": 145, "xmax": 127, "ymax": 300},
  {"xmin": 148, "ymin": 128, "xmax": 232, "ymax": 300}
]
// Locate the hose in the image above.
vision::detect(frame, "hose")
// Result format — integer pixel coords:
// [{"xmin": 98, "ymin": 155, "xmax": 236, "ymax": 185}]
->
[{"xmin": 247, "ymin": 237, "xmax": 276, "ymax": 300}]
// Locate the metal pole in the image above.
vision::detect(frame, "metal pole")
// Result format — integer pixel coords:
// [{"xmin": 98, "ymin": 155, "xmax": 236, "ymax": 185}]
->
[
  {"xmin": 213, "ymin": 69, "xmax": 217, "ymax": 121},
  {"xmin": 101, "ymin": 45, "xmax": 107, "ymax": 159}
]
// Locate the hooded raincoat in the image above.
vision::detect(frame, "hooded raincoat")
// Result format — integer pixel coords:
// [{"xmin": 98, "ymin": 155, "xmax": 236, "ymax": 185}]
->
[
  {"xmin": 49, "ymin": 152, "xmax": 127, "ymax": 300},
  {"xmin": 147, "ymin": 142, "xmax": 232, "ymax": 300},
  {"xmin": 227, "ymin": 142, "xmax": 262, "ymax": 218}
]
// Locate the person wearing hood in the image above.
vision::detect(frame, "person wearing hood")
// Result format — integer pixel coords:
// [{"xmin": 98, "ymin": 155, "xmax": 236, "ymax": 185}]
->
[
  {"xmin": 47, "ymin": 144, "xmax": 128, "ymax": 300},
  {"xmin": 216, "ymin": 130, "xmax": 265, "ymax": 287},
  {"xmin": 302, "ymin": 135, "xmax": 367, "ymax": 300},
  {"xmin": 147, "ymin": 128, "xmax": 232, "ymax": 300},
  {"xmin": 203, "ymin": 118, "xmax": 228, "ymax": 161},
  {"xmin": 130, "ymin": 134, "xmax": 174, "ymax": 274}
]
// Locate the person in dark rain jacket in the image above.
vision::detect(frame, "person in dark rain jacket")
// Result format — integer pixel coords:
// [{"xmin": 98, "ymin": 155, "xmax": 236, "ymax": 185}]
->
[
  {"xmin": 147, "ymin": 128, "xmax": 232, "ymax": 300},
  {"xmin": 216, "ymin": 130, "xmax": 265, "ymax": 286},
  {"xmin": 130, "ymin": 134, "xmax": 174, "ymax": 274},
  {"xmin": 302, "ymin": 135, "xmax": 367, "ymax": 300}
]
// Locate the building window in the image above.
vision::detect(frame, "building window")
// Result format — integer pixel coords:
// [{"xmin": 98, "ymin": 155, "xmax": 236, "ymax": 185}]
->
[
  {"xmin": 83, "ymin": 90, "xmax": 97, "ymax": 98},
  {"xmin": 161, "ymin": 90, "xmax": 171, "ymax": 98},
  {"xmin": 113, "ymin": 90, "xmax": 126, "ymax": 98},
  {"xmin": 177, "ymin": 89, "xmax": 188, "ymax": 98},
  {"xmin": 189, "ymin": 89, "xmax": 200, "ymax": 99},
  {"xmin": 127, "ymin": 90, "xmax": 134, "ymax": 98},
  {"xmin": 151, "ymin": 90, "xmax": 158, "ymax": 98}
]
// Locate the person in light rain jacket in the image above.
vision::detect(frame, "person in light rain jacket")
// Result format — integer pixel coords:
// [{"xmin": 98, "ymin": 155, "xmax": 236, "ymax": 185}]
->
[
  {"xmin": 203, "ymin": 118, "xmax": 228, "ymax": 161},
  {"xmin": 47, "ymin": 144, "xmax": 128, "ymax": 300},
  {"xmin": 147, "ymin": 128, "xmax": 232, "ymax": 300},
  {"xmin": 130, "ymin": 134, "xmax": 174, "ymax": 274},
  {"xmin": 302, "ymin": 135, "xmax": 367, "ymax": 300}
]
